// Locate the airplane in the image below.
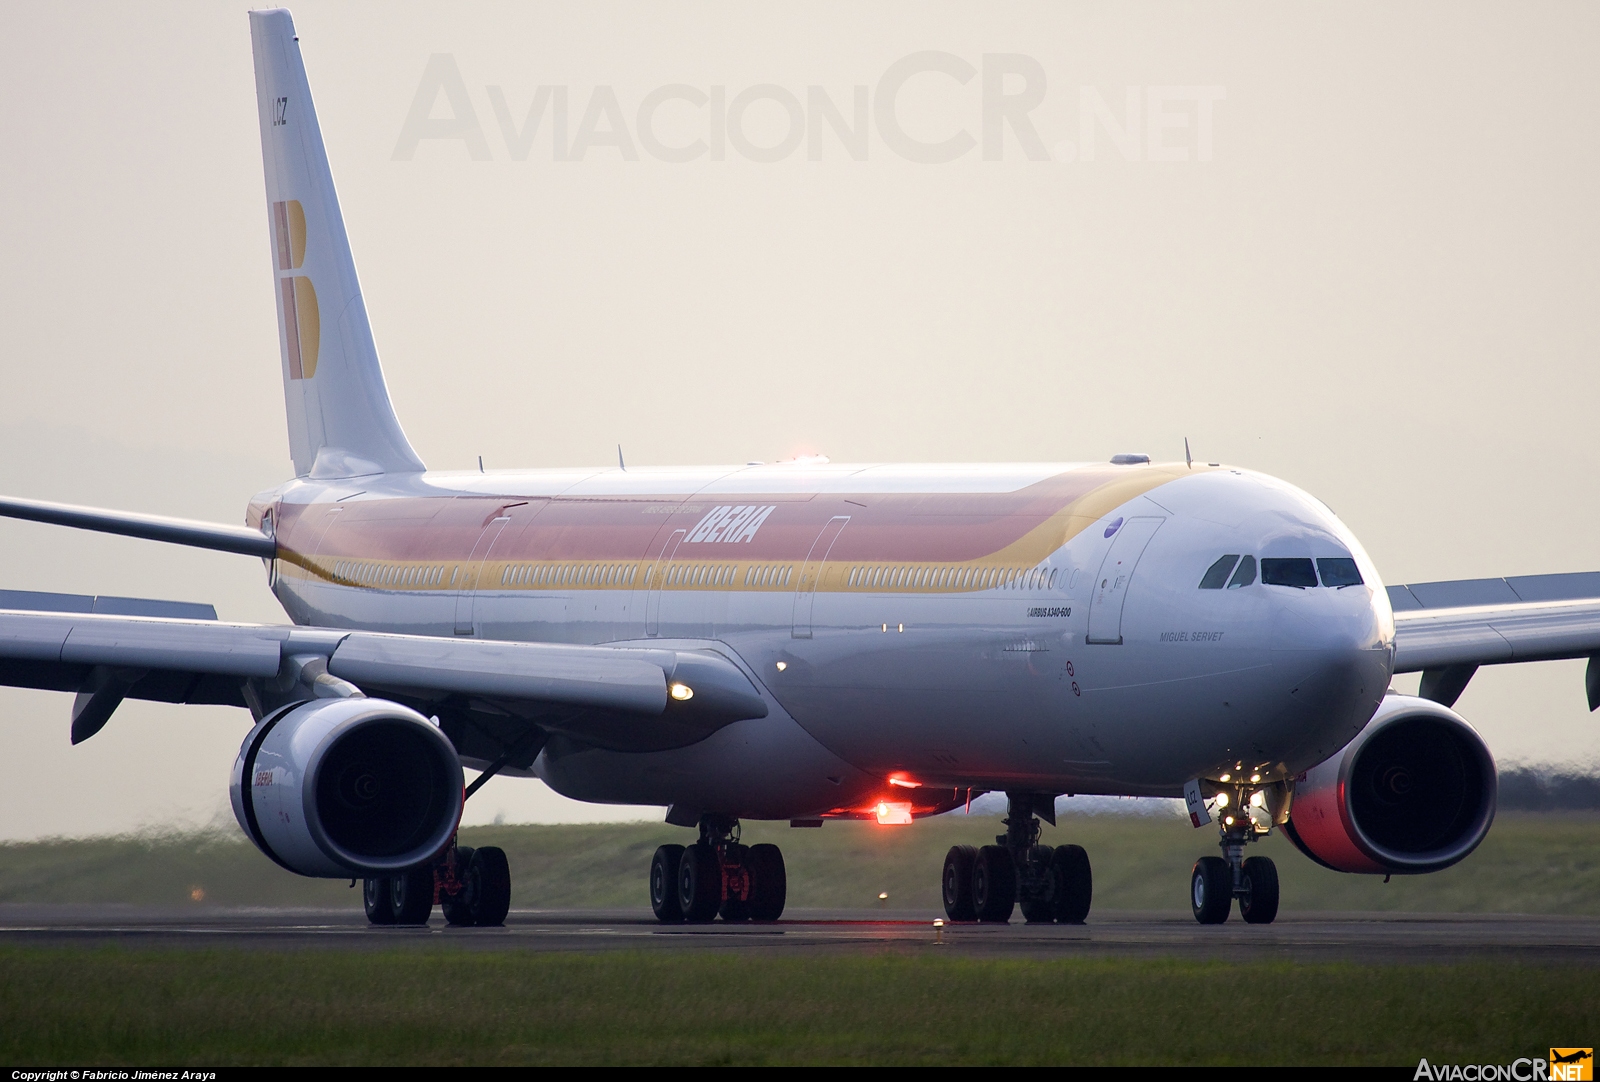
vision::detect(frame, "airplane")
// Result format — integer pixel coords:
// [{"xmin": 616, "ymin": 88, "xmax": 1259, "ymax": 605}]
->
[{"xmin": 3, "ymin": 7, "xmax": 1598, "ymax": 928}]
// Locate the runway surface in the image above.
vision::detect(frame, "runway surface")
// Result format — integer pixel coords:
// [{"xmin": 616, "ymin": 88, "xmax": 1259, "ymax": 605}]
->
[{"xmin": 1, "ymin": 906, "xmax": 1596, "ymax": 964}]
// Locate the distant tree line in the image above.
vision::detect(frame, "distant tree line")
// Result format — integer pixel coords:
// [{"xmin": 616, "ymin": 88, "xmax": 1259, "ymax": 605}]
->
[{"xmin": 1495, "ymin": 766, "xmax": 1600, "ymax": 810}]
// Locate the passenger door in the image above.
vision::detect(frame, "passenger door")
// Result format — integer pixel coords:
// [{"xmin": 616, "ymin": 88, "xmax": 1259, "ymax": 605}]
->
[
  {"xmin": 645, "ymin": 529, "xmax": 686, "ymax": 637},
  {"xmin": 792, "ymin": 516, "xmax": 849, "ymax": 639},
  {"xmin": 453, "ymin": 504, "xmax": 526, "ymax": 635},
  {"xmin": 1086, "ymin": 516, "xmax": 1164, "ymax": 645}
]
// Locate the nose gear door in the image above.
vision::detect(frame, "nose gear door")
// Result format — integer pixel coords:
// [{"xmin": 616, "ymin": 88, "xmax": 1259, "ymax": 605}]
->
[{"xmin": 1086, "ymin": 516, "xmax": 1164, "ymax": 645}]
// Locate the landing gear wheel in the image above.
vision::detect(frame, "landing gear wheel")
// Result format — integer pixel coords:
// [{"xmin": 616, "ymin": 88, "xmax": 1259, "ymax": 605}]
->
[
  {"xmin": 464, "ymin": 846, "xmax": 511, "ymax": 927},
  {"xmin": 1239, "ymin": 855, "xmax": 1279, "ymax": 925},
  {"xmin": 972, "ymin": 844, "xmax": 1016, "ymax": 923},
  {"xmin": 363, "ymin": 877, "xmax": 395, "ymax": 925},
  {"xmin": 650, "ymin": 844, "xmax": 686, "ymax": 922},
  {"xmin": 747, "ymin": 843, "xmax": 786, "ymax": 921},
  {"xmin": 1049, "ymin": 844, "xmax": 1092, "ymax": 924},
  {"xmin": 441, "ymin": 846, "xmax": 477, "ymax": 927},
  {"xmin": 942, "ymin": 845, "xmax": 977, "ymax": 921},
  {"xmin": 1191, "ymin": 855, "xmax": 1232, "ymax": 925},
  {"xmin": 678, "ymin": 842, "xmax": 721, "ymax": 923},
  {"xmin": 1017, "ymin": 845, "xmax": 1055, "ymax": 924},
  {"xmin": 719, "ymin": 843, "xmax": 752, "ymax": 922},
  {"xmin": 390, "ymin": 865, "xmax": 434, "ymax": 925}
]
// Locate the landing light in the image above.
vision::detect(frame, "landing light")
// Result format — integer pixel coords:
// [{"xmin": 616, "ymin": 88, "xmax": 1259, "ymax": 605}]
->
[
  {"xmin": 775, "ymin": 661, "xmax": 787, "ymax": 671},
  {"xmin": 669, "ymin": 683, "xmax": 694, "ymax": 701},
  {"xmin": 1219, "ymin": 773, "xmax": 1232, "ymax": 783},
  {"xmin": 1250, "ymin": 791, "xmax": 1266, "ymax": 808},
  {"xmin": 1215, "ymin": 792, "xmax": 1230, "ymax": 808},
  {"xmin": 1224, "ymin": 815, "xmax": 1235, "ymax": 826},
  {"xmin": 1250, "ymin": 773, "xmax": 1262, "ymax": 784}
]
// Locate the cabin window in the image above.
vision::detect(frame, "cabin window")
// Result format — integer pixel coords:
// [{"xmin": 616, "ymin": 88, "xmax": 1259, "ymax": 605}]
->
[{"xmin": 1261, "ymin": 558, "xmax": 1318, "ymax": 589}]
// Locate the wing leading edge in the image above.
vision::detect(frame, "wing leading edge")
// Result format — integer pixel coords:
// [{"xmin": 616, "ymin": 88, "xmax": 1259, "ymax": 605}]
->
[
  {"xmin": 1390, "ymin": 572, "xmax": 1600, "ymax": 710},
  {"xmin": 0, "ymin": 603, "xmax": 768, "ymax": 752}
]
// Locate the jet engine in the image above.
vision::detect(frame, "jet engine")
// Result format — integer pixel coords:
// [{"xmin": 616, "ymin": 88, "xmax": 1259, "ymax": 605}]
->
[
  {"xmin": 1283, "ymin": 694, "xmax": 1496, "ymax": 875},
  {"xmin": 230, "ymin": 697, "xmax": 464, "ymax": 878}
]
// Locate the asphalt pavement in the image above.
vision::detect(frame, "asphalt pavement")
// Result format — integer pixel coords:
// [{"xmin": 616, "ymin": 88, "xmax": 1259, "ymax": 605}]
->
[{"xmin": 0, "ymin": 905, "xmax": 1594, "ymax": 964}]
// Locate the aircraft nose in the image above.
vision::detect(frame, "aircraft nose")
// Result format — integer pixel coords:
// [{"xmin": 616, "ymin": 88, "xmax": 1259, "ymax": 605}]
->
[{"xmin": 1266, "ymin": 581, "xmax": 1394, "ymax": 758}]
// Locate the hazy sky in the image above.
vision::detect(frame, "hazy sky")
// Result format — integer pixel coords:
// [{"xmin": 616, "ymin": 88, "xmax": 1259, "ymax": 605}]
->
[{"xmin": 1, "ymin": 2, "xmax": 1597, "ymax": 839}]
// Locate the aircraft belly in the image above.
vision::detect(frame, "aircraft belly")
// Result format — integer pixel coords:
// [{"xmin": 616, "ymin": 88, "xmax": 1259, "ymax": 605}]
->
[{"xmin": 535, "ymin": 703, "xmax": 879, "ymax": 819}]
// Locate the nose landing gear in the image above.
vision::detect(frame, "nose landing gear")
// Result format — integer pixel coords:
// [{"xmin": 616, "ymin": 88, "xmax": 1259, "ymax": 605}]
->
[
  {"xmin": 1190, "ymin": 781, "xmax": 1282, "ymax": 925},
  {"xmin": 942, "ymin": 792, "xmax": 1093, "ymax": 924},
  {"xmin": 651, "ymin": 815, "xmax": 787, "ymax": 923}
]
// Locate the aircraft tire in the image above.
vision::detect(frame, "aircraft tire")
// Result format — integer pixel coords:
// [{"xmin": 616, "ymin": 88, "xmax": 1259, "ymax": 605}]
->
[
  {"xmin": 441, "ymin": 845, "xmax": 476, "ymax": 926},
  {"xmin": 390, "ymin": 865, "xmax": 435, "ymax": 925},
  {"xmin": 1191, "ymin": 856, "xmax": 1232, "ymax": 925},
  {"xmin": 650, "ymin": 844, "xmax": 686, "ymax": 922},
  {"xmin": 1049, "ymin": 844, "xmax": 1093, "ymax": 925},
  {"xmin": 972, "ymin": 844, "xmax": 1016, "ymax": 923},
  {"xmin": 942, "ymin": 845, "xmax": 978, "ymax": 921},
  {"xmin": 679, "ymin": 842, "xmax": 721, "ymax": 923},
  {"xmin": 363, "ymin": 877, "xmax": 395, "ymax": 925},
  {"xmin": 1018, "ymin": 844, "xmax": 1055, "ymax": 923},
  {"xmin": 466, "ymin": 846, "xmax": 511, "ymax": 927},
  {"xmin": 1239, "ymin": 856, "xmax": 1279, "ymax": 925},
  {"xmin": 719, "ymin": 844, "xmax": 752, "ymax": 922},
  {"xmin": 747, "ymin": 843, "xmax": 786, "ymax": 921}
]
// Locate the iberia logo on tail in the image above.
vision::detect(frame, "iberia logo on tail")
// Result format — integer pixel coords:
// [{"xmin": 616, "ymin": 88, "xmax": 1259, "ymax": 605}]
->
[{"xmin": 272, "ymin": 199, "xmax": 319, "ymax": 380}]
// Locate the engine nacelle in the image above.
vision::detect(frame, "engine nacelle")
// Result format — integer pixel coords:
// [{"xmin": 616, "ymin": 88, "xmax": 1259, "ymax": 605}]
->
[
  {"xmin": 1284, "ymin": 694, "xmax": 1496, "ymax": 875},
  {"xmin": 230, "ymin": 697, "xmax": 464, "ymax": 878}
]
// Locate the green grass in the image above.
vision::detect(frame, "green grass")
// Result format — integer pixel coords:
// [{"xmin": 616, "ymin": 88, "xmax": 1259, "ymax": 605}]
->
[
  {"xmin": 4, "ymin": 811, "xmax": 1598, "ymax": 915},
  {"xmin": 0, "ymin": 948, "xmax": 1589, "ymax": 1066}
]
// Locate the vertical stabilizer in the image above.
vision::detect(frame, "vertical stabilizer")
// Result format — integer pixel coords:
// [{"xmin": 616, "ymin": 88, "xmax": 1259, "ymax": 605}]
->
[{"xmin": 250, "ymin": 9, "xmax": 425, "ymax": 479}]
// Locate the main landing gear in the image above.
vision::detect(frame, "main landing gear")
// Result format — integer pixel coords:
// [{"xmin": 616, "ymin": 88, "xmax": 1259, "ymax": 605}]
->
[
  {"xmin": 941, "ymin": 792, "xmax": 1092, "ymax": 924},
  {"xmin": 363, "ymin": 839, "xmax": 512, "ymax": 927},
  {"xmin": 651, "ymin": 815, "xmax": 787, "ymax": 923},
  {"xmin": 1190, "ymin": 783, "xmax": 1280, "ymax": 925}
]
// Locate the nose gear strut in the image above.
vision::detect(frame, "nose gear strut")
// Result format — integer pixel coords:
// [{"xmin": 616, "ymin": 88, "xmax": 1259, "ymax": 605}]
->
[{"xmin": 1191, "ymin": 781, "xmax": 1282, "ymax": 925}]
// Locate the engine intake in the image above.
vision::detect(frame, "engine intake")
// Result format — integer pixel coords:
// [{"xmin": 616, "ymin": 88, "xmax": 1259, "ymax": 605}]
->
[
  {"xmin": 230, "ymin": 698, "xmax": 464, "ymax": 877},
  {"xmin": 1284, "ymin": 694, "xmax": 1496, "ymax": 875}
]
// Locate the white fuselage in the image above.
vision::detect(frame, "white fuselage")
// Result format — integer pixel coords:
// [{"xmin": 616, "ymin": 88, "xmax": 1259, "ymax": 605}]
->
[{"xmin": 260, "ymin": 460, "xmax": 1395, "ymax": 820}]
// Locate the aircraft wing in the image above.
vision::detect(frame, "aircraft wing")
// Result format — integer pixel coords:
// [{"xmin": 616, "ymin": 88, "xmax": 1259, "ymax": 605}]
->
[
  {"xmin": 0, "ymin": 591, "xmax": 767, "ymax": 752},
  {"xmin": 1389, "ymin": 572, "xmax": 1600, "ymax": 708}
]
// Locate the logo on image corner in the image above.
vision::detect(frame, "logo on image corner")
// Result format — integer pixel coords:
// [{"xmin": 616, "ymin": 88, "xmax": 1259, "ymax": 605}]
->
[
  {"xmin": 1416, "ymin": 1050, "xmax": 1591, "ymax": 1081},
  {"xmin": 1552, "ymin": 1049, "xmax": 1594, "ymax": 1081},
  {"xmin": 272, "ymin": 199, "xmax": 320, "ymax": 380}
]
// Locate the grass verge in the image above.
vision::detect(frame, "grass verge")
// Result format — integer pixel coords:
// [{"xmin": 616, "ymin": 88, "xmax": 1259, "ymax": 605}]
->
[{"xmin": 0, "ymin": 947, "xmax": 1589, "ymax": 1066}]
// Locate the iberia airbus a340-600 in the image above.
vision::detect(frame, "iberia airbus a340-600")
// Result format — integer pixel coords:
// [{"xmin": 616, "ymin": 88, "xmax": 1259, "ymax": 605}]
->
[{"xmin": 1, "ymin": 9, "xmax": 1593, "ymax": 927}]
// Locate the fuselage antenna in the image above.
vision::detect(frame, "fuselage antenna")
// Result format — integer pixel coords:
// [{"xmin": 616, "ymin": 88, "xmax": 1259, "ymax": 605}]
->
[
  {"xmin": 478, "ymin": 455, "xmax": 484, "ymax": 473},
  {"xmin": 618, "ymin": 444, "xmax": 626, "ymax": 471},
  {"xmin": 1184, "ymin": 437, "xmax": 1193, "ymax": 469}
]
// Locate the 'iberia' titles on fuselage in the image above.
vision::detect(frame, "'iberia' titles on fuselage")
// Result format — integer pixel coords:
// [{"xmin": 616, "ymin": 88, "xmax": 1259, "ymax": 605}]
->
[{"xmin": 254, "ymin": 459, "xmax": 1393, "ymax": 811}]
